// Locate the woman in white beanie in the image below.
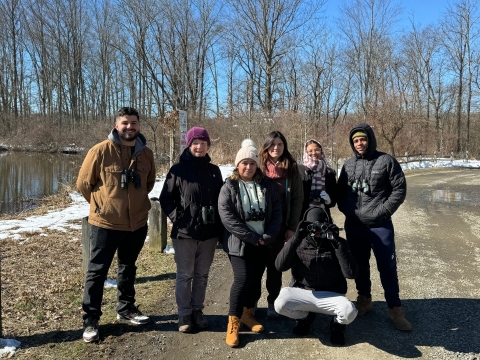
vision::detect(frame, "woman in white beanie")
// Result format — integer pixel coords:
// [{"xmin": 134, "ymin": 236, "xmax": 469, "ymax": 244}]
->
[{"xmin": 218, "ymin": 140, "xmax": 282, "ymax": 347}]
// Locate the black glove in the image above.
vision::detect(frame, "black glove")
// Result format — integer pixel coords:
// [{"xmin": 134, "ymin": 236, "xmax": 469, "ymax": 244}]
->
[
  {"xmin": 326, "ymin": 224, "xmax": 340, "ymax": 248},
  {"xmin": 295, "ymin": 220, "xmax": 311, "ymax": 241}
]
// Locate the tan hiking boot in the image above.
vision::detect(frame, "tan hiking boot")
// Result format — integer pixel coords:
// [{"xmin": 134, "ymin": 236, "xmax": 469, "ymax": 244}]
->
[
  {"xmin": 355, "ymin": 295, "xmax": 373, "ymax": 316},
  {"xmin": 388, "ymin": 306, "xmax": 412, "ymax": 331},
  {"xmin": 240, "ymin": 307, "xmax": 264, "ymax": 333},
  {"xmin": 226, "ymin": 315, "xmax": 240, "ymax": 347}
]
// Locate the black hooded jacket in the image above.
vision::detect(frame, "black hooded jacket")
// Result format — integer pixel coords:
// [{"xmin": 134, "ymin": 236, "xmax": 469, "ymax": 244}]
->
[
  {"xmin": 159, "ymin": 148, "xmax": 223, "ymax": 240},
  {"xmin": 337, "ymin": 123, "xmax": 406, "ymax": 227},
  {"xmin": 275, "ymin": 207, "xmax": 358, "ymax": 294}
]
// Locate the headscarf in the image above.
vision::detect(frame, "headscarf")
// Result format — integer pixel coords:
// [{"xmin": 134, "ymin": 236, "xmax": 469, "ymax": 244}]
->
[{"xmin": 303, "ymin": 140, "xmax": 327, "ymax": 191}]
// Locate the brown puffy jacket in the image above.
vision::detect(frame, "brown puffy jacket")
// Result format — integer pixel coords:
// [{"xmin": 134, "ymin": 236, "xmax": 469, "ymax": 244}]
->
[{"xmin": 76, "ymin": 130, "xmax": 156, "ymax": 231}]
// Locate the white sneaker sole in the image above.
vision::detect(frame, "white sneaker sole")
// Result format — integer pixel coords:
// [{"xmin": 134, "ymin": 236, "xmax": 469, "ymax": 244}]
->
[
  {"xmin": 116, "ymin": 314, "xmax": 149, "ymax": 325},
  {"xmin": 83, "ymin": 333, "xmax": 99, "ymax": 343}
]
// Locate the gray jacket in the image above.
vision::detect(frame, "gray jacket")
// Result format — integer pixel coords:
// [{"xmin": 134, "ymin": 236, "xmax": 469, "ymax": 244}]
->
[
  {"xmin": 218, "ymin": 176, "xmax": 282, "ymax": 256},
  {"xmin": 337, "ymin": 123, "xmax": 406, "ymax": 227}
]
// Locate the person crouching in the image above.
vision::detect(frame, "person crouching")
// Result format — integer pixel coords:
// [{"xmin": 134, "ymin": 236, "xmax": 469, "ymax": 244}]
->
[{"xmin": 274, "ymin": 206, "xmax": 358, "ymax": 346}]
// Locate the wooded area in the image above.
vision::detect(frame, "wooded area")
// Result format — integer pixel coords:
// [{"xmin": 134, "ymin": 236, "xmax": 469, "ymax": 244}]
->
[{"xmin": 1, "ymin": 0, "xmax": 480, "ymax": 165}]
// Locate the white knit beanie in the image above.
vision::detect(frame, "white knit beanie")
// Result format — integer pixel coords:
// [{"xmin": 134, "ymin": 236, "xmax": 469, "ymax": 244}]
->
[{"xmin": 235, "ymin": 139, "xmax": 260, "ymax": 167}]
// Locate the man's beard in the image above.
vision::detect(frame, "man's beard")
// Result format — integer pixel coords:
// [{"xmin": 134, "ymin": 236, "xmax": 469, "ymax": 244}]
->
[{"xmin": 119, "ymin": 131, "xmax": 138, "ymax": 142}]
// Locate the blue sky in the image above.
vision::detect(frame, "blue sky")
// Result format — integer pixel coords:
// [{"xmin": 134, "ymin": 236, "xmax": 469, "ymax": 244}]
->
[
  {"xmin": 325, "ymin": 0, "xmax": 450, "ymax": 29},
  {"xmin": 399, "ymin": 0, "xmax": 449, "ymax": 26}
]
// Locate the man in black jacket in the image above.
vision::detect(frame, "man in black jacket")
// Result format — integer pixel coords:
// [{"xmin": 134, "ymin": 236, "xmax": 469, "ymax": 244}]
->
[
  {"xmin": 337, "ymin": 123, "xmax": 411, "ymax": 331},
  {"xmin": 274, "ymin": 206, "xmax": 358, "ymax": 346}
]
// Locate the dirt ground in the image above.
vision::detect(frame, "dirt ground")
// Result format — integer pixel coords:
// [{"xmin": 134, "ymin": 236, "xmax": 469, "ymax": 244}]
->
[{"xmin": 2, "ymin": 167, "xmax": 480, "ymax": 359}]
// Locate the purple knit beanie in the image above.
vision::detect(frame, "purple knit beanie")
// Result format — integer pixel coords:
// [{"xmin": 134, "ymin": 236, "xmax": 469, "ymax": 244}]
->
[{"xmin": 186, "ymin": 127, "xmax": 211, "ymax": 147}]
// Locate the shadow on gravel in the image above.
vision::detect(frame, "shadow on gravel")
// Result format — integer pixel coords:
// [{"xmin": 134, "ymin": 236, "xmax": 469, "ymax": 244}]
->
[
  {"xmin": 339, "ymin": 298, "xmax": 480, "ymax": 358},
  {"xmin": 135, "ymin": 272, "xmax": 176, "ymax": 284}
]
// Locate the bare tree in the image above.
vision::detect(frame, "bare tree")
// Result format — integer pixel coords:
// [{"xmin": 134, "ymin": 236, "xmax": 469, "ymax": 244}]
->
[
  {"xmin": 441, "ymin": 0, "xmax": 480, "ymax": 152},
  {"xmin": 338, "ymin": 0, "xmax": 402, "ymax": 116},
  {"xmin": 227, "ymin": 0, "xmax": 324, "ymax": 113}
]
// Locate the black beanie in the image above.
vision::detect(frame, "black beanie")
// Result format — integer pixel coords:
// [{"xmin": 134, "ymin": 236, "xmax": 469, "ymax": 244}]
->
[{"xmin": 305, "ymin": 206, "xmax": 329, "ymax": 223}]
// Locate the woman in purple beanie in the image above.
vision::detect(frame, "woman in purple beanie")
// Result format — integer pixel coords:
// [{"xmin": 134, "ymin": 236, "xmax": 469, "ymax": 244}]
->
[{"xmin": 160, "ymin": 126, "xmax": 223, "ymax": 333}]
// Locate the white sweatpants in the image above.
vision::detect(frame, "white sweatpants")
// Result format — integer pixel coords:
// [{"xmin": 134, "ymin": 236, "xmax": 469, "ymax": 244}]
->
[{"xmin": 274, "ymin": 287, "xmax": 358, "ymax": 325}]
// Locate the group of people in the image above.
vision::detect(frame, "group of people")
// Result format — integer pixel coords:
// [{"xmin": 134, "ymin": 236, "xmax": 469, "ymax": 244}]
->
[{"xmin": 77, "ymin": 107, "xmax": 411, "ymax": 347}]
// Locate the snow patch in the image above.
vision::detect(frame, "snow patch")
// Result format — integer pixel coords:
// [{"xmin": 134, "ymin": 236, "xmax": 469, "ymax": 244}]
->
[
  {"xmin": 104, "ymin": 279, "xmax": 117, "ymax": 288},
  {"xmin": 0, "ymin": 338, "xmax": 21, "ymax": 358},
  {"xmin": 163, "ymin": 245, "xmax": 175, "ymax": 254}
]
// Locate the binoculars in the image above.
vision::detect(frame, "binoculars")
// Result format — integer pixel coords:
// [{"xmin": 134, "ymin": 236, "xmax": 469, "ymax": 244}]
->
[
  {"xmin": 351, "ymin": 179, "xmax": 369, "ymax": 194},
  {"xmin": 245, "ymin": 207, "xmax": 266, "ymax": 222},
  {"xmin": 307, "ymin": 221, "xmax": 339, "ymax": 240},
  {"xmin": 194, "ymin": 206, "xmax": 216, "ymax": 231},
  {"xmin": 121, "ymin": 169, "xmax": 141, "ymax": 189}
]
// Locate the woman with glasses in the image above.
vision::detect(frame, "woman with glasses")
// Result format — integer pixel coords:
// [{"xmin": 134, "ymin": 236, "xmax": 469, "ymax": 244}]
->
[{"xmin": 298, "ymin": 139, "xmax": 337, "ymax": 219}]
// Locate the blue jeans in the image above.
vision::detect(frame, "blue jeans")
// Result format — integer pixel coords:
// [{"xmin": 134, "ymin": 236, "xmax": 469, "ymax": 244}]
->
[
  {"xmin": 344, "ymin": 218, "xmax": 401, "ymax": 308},
  {"xmin": 82, "ymin": 224, "xmax": 147, "ymax": 321}
]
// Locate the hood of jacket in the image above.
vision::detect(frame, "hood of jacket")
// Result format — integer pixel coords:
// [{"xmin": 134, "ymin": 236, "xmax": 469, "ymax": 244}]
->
[
  {"xmin": 348, "ymin": 123, "xmax": 377, "ymax": 158},
  {"xmin": 108, "ymin": 128, "xmax": 148, "ymax": 155}
]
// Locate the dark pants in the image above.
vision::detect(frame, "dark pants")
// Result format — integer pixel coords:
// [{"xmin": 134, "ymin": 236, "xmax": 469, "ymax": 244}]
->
[
  {"xmin": 228, "ymin": 243, "xmax": 268, "ymax": 317},
  {"xmin": 344, "ymin": 218, "xmax": 401, "ymax": 308},
  {"xmin": 82, "ymin": 224, "xmax": 147, "ymax": 321},
  {"xmin": 266, "ymin": 225, "xmax": 287, "ymax": 304}
]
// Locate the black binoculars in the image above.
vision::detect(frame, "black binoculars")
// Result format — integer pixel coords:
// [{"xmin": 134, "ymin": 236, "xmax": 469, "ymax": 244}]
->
[
  {"xmin": 307, "ymin": 221, "xmax": 339, "ymax": 240},
  {"xmin": 201, "ymin": 206, "xmax": 216, "ymax": 225},
  {"xmin": 121, "ymin": 169, "xmax": 141, "ymax": 189},
  {"xmin": 245, "ymin": 207, "xmax": 266, "ymax": 222},
  {"xmin": 351, "ymin": 179, "xmax": 369, "ymax": 194},
  {"xmin": 194, "ymin": 206, "xmax": 216, "ymax": 231}
]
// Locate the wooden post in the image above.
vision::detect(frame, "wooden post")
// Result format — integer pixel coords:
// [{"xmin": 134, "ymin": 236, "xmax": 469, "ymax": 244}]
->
[
  {"xmin": 148, "ymin": 198, "xmax": 167, "ymax": 253},
  {"xmin": 82, "ymin": 217, "xmax": 92, "ymax": 273},
  {"xmin": 1, "ymin": 244, "xmax": 2, "ymax": 337}
]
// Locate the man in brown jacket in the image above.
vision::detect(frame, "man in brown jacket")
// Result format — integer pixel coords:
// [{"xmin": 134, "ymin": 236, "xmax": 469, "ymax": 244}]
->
[{"xmin": 77, "ymin": 107, "xmax": 156, "ymax": 343}]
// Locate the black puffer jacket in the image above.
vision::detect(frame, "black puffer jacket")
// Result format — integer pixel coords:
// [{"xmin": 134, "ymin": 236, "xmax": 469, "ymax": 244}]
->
[
  {"xmin": 159, "ymin": 149, "xmax": 223, "ymax": 240},
  {"xmin": 297, "ymin": 164, "xmax": 337, "ymax": 220},
  {"xmin": 337, "ymin": 123, "xmax": 406, "ymax": 227},
  {"xmin": 218, "ymin": 176, "xmax": 282, "ymax": 257},
  {"xmin": 275, "ymin": 208, "xmax": 358, "ymax": 294}
]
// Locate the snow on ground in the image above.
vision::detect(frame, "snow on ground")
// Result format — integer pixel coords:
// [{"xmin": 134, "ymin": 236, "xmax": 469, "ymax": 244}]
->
[
  {"xmin": 1, "ymin": 161, "xmax": 478, "ymax": 242},
  {"xmin": 0, "ymin": 339, "xmax": 21, "ymax": 358},
  {"xmin": 0, "ymin": 160, "xmax": 478, "ymax": 353},
  {"xmin": 401, "ymin": 158, "xmax": 480, "ymax": 171}
]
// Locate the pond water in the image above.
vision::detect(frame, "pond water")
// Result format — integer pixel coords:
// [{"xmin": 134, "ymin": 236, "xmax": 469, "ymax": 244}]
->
[{"xmin": 0, "ymin": 151, "xmax": 82, "ymax": 214}]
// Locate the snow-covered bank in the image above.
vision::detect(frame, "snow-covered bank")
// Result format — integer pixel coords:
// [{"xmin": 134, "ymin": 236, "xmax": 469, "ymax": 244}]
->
[
  {"xmin": 1, "ymin": 161, "xmax": 479, "ymax": 241},
  {"xmin": 0, "ymin": 165, "xmax": 235, "ymax": 241}
]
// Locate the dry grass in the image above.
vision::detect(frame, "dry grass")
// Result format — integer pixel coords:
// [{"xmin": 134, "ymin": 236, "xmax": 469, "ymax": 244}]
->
[{"xmin": 0, "ymin": 195, "xmax": 177, "ymax": 359}]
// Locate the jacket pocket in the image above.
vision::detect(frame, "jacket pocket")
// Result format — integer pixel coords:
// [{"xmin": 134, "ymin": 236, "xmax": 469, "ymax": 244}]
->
[
  {"xmin": 92, "ymin": 190, "xmax": 110, "ymax": 216},
  {"xmin": 105, "ymin": 165, "xmax": 122, "ymax": 187},
  {"xmin": 136, "ymin": 161, "xmax": 151, "ymax": 189}
]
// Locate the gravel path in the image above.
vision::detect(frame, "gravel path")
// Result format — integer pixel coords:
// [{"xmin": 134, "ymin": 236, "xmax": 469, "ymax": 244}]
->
[{"xmin": 79, "ymin": 168, "xmax": 480, "ymax": 360}]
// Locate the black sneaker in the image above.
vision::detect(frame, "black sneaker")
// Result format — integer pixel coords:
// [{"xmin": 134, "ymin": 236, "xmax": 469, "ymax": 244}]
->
[
  {"xmin": 83, "ymin": 318, "xmax": 99, "ymax": 343},
  {"xmin": 178, "ymin": 314, "xmax": 192, "ymax": 333},
  {"xmin": 292, "ymin": 312, "xmax": 316, "ymax": 336},
  {"xmin": 192, "ymin": 309, "xmax": 209, "ymax": 329},
  {"xmin": 329, "ymin": 317, "xmax": 346, "ymax": 346},
  {"xmin": 117, "ymin": 305, "xmax": 150, "ymax": 325}
]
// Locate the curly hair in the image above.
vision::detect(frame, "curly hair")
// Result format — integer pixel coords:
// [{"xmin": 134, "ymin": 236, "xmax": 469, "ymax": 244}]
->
[
  {"xmin": 115, "ymin": 107, "xmax": 139, "ymax": 121},
  {"xmin": 259, "ymin": 130, "xmax": 298, "ymax": 179}
]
